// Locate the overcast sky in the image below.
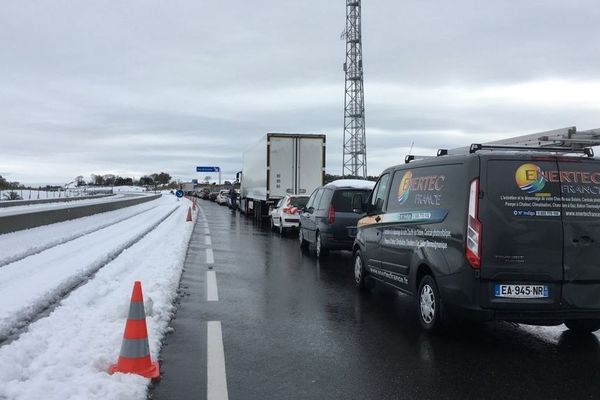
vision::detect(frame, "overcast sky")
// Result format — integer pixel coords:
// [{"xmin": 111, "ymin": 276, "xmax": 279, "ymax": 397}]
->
[{"xmin": 1, "ymin": 0, "xmax": 599, "ymax": 185}]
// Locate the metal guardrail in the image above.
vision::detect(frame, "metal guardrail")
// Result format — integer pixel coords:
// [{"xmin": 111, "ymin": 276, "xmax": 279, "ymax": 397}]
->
[{"xmin": 0, "ymin": 194, "xmax": 161, "ymax": 235}]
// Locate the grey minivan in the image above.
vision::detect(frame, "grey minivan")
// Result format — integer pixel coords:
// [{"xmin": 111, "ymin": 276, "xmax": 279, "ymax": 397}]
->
[
  {"xmin": 299, "ymin": 180, "xmax": 374, "ymax": 257},
  {"xmin": 354, "ymin": 147, "xmax": 600, "ymax": 333}
]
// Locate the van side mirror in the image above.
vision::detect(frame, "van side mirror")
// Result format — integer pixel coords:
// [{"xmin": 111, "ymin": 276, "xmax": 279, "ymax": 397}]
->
[{"xmin": 351, "ymin": 194, "xmax": 365, "ymax": 213}]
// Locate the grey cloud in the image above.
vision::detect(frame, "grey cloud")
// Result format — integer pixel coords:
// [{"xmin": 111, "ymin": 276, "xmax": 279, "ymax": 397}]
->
[{"xmin": 1, "ymin": 0, "xmax": 599, "ymax": 184}]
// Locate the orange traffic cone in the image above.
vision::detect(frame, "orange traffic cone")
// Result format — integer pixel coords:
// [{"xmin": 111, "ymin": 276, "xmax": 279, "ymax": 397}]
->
[
  {"xmin": 186, "ymin": 206, "xmax": 193, "ymax": 222},
  {"xmin": 109, "ymin": 281, "xmax": 160, "ymax": 380}
]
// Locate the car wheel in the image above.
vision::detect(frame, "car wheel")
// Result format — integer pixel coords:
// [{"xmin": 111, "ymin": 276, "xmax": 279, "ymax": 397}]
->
[
  {"xmin": 315, "ymin": 232, "xmax": 328, "ymax": 258},
  {"xmin": 418, "ymin": 275, "xmax": 444, "ymax": 333},
  {"xmin": 354, "ymin": 250, "xmax": 374, "ymax": 291},
  {"xmin": 279, "ymin": 219, "xmax": 285, "ymax": 235},
  {"xmin": 299, "ymin": 226, "xmax": 308, "ymax": 249},
  {"xmin": 565, "ymin": 319, "xmax": 600, "ymax": 333}
]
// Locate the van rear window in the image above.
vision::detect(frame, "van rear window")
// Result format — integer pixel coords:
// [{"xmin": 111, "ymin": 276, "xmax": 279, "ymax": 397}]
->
[{"xmin": 332, "ymin": 190, "xmax": 370, "ymax": 212}]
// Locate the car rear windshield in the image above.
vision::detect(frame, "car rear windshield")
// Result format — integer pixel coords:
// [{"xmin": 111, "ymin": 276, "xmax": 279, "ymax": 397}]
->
[
  {"xmin": 290, "ymin": 197, "xmax": 309, "ymax": 207},
  {"xmin": 332, "ymin": 189, "xmax": 370, "ymax": 212}
]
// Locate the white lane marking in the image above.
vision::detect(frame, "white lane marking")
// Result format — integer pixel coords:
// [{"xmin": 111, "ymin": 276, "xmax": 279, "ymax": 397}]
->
[
  {"xmin": 207, "ymin": 270, "xmax": 219, "ymax": 301},
  {"xmin": 204, "ymin": 227, "xmax": 210, "ymax": 235},
  {"xmin": 207, "ymin": 321, "xmax": 229, "ymax": 400},
  {"xmin": 203, "ymin": 222, "xmax": 209, "ymax": 228},
  {"xmin": 205, "ymin": 236, "xmax": 212, "ymax": 246},
  {"xmin": 206, "ymin": 248, "xmax": 214, "ymax": 264}
]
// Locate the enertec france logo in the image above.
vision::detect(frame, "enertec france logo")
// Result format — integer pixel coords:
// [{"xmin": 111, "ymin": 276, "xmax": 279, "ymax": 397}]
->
[
  {"xmin": 397, "ymin": 171, "xmax": 412, "ymax": 204},
  {"xmin": 515, "ymin": 163, "xmax": 546, "ymax": 193}
]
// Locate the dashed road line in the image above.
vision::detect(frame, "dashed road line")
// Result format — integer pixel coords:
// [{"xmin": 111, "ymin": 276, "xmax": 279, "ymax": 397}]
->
[
  {"xmin": 206, "ymin": 248, "xmax": 214, "ymax": 264},
  {"xmin": 205, "ymin": 236, "xmax": 212, "ymax": 246},
  {"xmin": 207, "ymin": 270, "xmax": 219, "ymax": 301},
  {"xmin": 207, "ymin": 321, "xmax": 229, "ymax": 400}
]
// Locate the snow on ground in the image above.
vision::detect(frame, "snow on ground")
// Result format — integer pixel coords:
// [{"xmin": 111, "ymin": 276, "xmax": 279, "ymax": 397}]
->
[
  {"xmin": 0, "ymin": 187, "xmax": 151, "ymax": 203},
  {"xmin": 0, "ymin": 189, "xmax": 91, "ymax": 201},
  {"xmin": 0, "ymin": 198, "xmax": 161, "ymax": 267},
  {"xmin": 0, "ymin": 195, "xmax": 195, "ymax": 400},
  {"xmin": 0, "ymin": 194, "xmax": 135, "ymax": 217},
  {"xmin": 0, "ymin": 196, "xmax": 178, "ymax": 340}
]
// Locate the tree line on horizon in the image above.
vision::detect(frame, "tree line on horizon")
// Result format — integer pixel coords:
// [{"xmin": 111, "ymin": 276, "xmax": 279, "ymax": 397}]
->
[{"xmin": 0, "ymin": 172, "xmax": 175, "ymax": 191}]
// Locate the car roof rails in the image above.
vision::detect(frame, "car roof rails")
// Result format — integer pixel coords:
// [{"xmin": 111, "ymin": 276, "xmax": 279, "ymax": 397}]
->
[
  {"xmin": 405, "ymin": 154, "xmax": 436, "ymax": 164},
  {"xmin": 438, "ymin": 126, "xmax": 600, "ymax": 157}
]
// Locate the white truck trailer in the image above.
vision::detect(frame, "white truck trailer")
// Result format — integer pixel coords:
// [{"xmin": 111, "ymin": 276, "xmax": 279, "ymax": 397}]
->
[{"xmin": 240, "ymin": 133, "xmax": 326, "ymax": 219}]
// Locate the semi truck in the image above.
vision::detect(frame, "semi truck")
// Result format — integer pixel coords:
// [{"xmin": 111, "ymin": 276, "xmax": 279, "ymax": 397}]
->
[{"xmin": 240, "ymin": 133, "xmax": 326, "ymax": 219}]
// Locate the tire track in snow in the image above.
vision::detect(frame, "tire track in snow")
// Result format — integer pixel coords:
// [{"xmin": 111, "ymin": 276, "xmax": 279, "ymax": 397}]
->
[
  {"xmin": 0, "ymin": 203, "xmax": 162, "ymax": 268},
  {"xmin": 0, "ymin": 204, "xmax": 180, "ymax": 346}
]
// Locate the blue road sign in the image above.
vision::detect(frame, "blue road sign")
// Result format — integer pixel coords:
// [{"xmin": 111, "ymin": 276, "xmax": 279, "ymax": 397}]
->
[
  {"xmin": 175, "ymin": 190, "xmax": 184, "ymax": 198},
  {"xmin": 196, "ymin": 166, "xmax": 220, "ymax": 173}
]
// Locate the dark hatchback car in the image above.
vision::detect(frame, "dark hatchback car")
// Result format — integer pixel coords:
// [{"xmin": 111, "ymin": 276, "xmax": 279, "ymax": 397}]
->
[
  {"xmin": 353, "ymin": 148, "xmax": 600, "ymax": 333},
  {"xmin": 299, "ymin": 180, "xmax": 375, "ymax": 257}
]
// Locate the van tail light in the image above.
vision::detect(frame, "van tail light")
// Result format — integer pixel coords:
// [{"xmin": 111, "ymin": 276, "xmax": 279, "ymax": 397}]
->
[
  {"xmin": 327, "ymin": 204, "xmax": 335, "ymax": 224},
  {"xmin": 466, "ymin": 178, "xmax": 482, "ymax": 269}
]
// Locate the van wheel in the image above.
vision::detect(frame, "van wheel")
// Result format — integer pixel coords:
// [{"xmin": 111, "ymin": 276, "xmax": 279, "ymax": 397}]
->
[
  {"xmin": 354, "ymin": 250, "xmax": 374, "ymax": 291},
  {"xmin": 565, "ymin": 319, "xmax": 600, "ymax": 333},
  {"xmin": 299, "ymin": 227, "xmax": 308, "ymax": 249},
  {"xmin": 418, "ymin": 275, "xmax": 444, "ymax": 333},
  {"xmin": 315, "ymin": 232, "xmax": 328, "ymax": 258}
]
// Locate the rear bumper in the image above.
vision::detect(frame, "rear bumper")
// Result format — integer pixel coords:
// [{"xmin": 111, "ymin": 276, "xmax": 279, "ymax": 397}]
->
[
  {"xmin": 438, "ymin": 272, "xmax": 600, "ymax": 323},
  {"xmin": 282, "ymin": 218, "xmax": 300, "ymax": 228}
]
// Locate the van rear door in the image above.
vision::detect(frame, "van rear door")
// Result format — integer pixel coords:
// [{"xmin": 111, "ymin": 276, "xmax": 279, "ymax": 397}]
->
[
  {"xmin": 558, "ymin": 158, "xmax": 600, "ymax": 309},
  {"xmin": 479, "ymin": 158, "xmax": 563, "ymax": 310}
]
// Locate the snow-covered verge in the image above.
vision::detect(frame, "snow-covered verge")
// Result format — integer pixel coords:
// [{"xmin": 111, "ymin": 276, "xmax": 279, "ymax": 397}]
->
[
  {"xmin": 0, "ymin": 189, "xmax": 93, "ymax": 202},
  {"xmin": 0, "ymin": 199, "xmax": 161, "ymax": 267},
  {"xmin": 0, "ymin": 194, "xmax": 132, "ymax": 217},
  {"xmin": 0, "ymin": 196, "xmax": 196, "ymax": 400}
]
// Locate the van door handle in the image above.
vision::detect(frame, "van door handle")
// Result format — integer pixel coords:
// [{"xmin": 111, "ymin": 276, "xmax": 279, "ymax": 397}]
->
[{"xmin": 375, "ymin": 216, "xmax": 381, "ymax": 223}]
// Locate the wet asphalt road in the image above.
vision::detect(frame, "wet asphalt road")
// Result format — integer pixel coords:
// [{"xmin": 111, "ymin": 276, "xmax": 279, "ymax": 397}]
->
[{"xmin": 151, "ymin": 201, "xmax": 600, "ymax": 400}]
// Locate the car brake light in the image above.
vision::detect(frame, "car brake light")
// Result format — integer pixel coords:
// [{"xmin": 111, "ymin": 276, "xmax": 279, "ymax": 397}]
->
[
  {"xmin": 466, "ymin": 178, "xmax": 481, "ymax": 269},
  {"xmin": 327, "ymin": 204, "xmax": 335, "ymax": 224}
]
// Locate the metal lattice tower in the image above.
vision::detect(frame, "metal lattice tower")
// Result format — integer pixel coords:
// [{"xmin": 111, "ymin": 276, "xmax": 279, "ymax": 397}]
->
[{"xmin": 342, "ymin": 0, "xmax": 367, "ymax": 178}]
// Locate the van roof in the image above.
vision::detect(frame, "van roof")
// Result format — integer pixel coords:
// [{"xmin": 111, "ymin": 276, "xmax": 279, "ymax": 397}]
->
[{"xmin": 384, "ymin": 151, "xmax": 597, "ymax": 173}]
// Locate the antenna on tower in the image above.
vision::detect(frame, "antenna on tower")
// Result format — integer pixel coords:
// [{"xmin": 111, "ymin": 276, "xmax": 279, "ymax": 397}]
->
[{"xmin": 343, "ymin": 0, "xmax": 367, "ymax": 178}]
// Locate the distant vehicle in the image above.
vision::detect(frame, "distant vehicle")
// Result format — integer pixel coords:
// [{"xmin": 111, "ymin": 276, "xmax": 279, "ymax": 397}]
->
[
  {"xmin": 269, "ymin": 195, "xmax": 309, "ymax": 234},
  {"xmin": 216, "ymin": 190, "xmax": 229, "ymax": 205},
  {"xmin": 354, "ymin": 143, "xmax": 600, "ymax": 333},
  {"xmin": 299, "ymin": 179, "xmax": 374, "ymax": 258},
  {"xmin": 239, "ymin": 133, "xmax": 326, "ymax": 221},
  {"xmin": 209, "ymin": 191, "xmax": 219, "ymax": 202}
]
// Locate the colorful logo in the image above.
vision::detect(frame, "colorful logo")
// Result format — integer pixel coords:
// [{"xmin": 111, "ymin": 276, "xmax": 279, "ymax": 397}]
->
[
  {"xmin": 515, "ymin": 163, "xmax": 546, "ymax": 193},
  {"xmin": 397, "ymin": 171, "xmax": 413, "ymax": 204}
]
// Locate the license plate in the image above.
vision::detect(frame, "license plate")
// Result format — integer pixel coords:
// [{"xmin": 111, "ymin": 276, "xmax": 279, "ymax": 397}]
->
[{"xmin": 494, "ymin": 284, "xmax": 549, "ymax": 299}]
